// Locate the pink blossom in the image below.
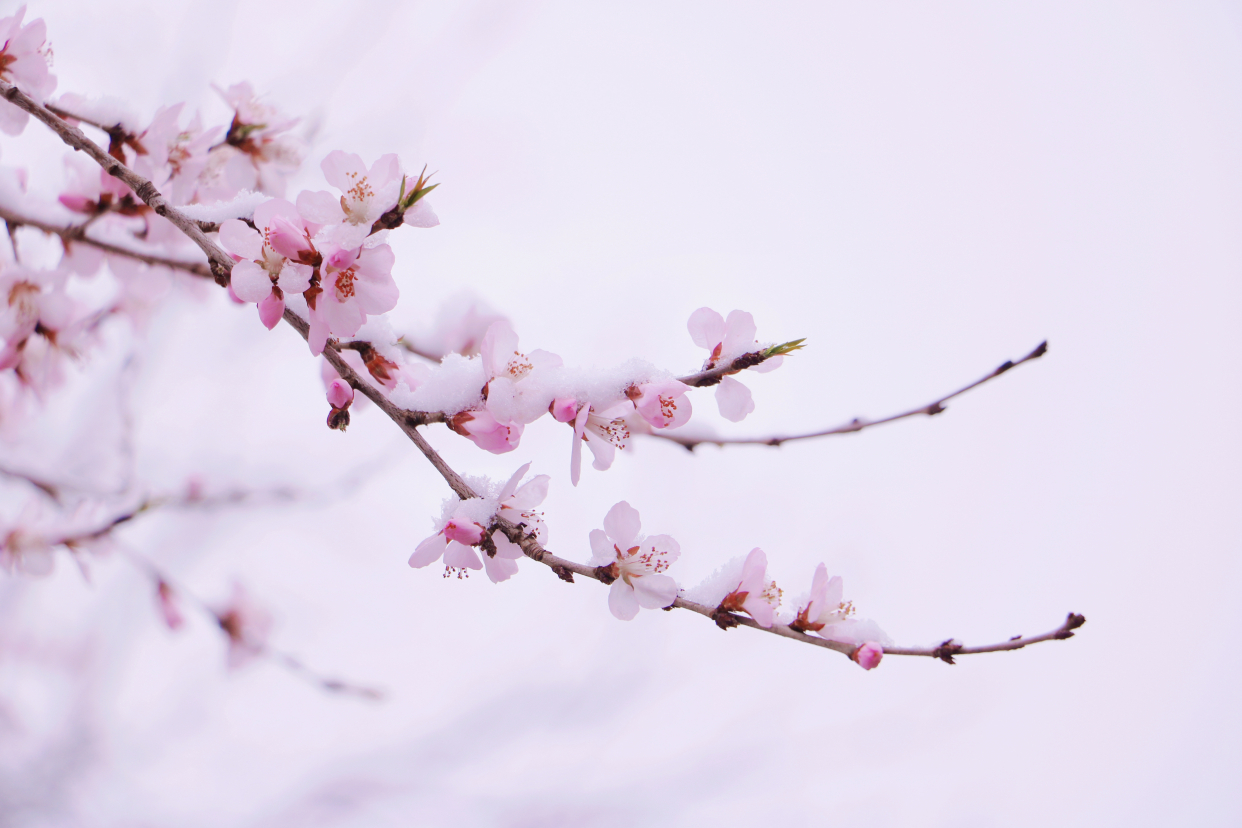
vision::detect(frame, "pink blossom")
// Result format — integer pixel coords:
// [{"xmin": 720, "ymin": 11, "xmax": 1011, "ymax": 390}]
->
[
  {"xmin": 626, "ymin": 379, "xmax": 692, "ymax": 429},
  {"xmin": 852, "ymin": 642, "xmax": 884, "ymax": 670},
  {"xmin": 718, "ymin": 548, "xmax": 781, "ymax": 628},
  {"xmin": 204, "ymin": 82, "xmax": 304, "ymax": 198},
  {"xmin": 587, "ymin": 501, "xmax": 680, "ymax": 620},
  {"xmin": 479, "ymin": 321, "xmax": 562, "ymax": 425},
  {"xmin": 305, "ymin": 242, "xmax": 398, "ymax": 355},
  {"xmin": 791, "ymin": 563, "xmax": 892, "ymax": 647},
  {"xmin": 0, "ymin": 7, "xmax": 56, "ymax": 136},
  {"xmin": 214, "ymin": 583, "xmax": 273, "ymax": 669},
  {"xmin": 403, "ymin": 197, "xmax": 439, "ymax": 229},
  {"xmin": 408, "ymin": 296, "xmax": 506, "ymax": 359},
  {"xmin": 409, "ymin": 504, "xmax": 489, "ymax": 574},
  {"xmin": 449, "ymin": 408, "xmax": 523, "ymax": 454},
  {"xmin": 296, "ymin": 151, "xmax": 402, "ymax": 248},
  {"xmin": 496, "ymin": 462, "xmax": 550, "ymax": 543},
  {"xmin": 218, "ymin": 199, "xmax": 314, "ymax": 330},
  {"xmin": 132, "ymin": 104, "xmax": 220, "ymax": 206},
  {"xmin": 567, "ymin": 399, "xmax": 634, "ymax": 486},
  {"xmin": 687, "ymin": 307, "xmax": 783, "ymax": 423}
]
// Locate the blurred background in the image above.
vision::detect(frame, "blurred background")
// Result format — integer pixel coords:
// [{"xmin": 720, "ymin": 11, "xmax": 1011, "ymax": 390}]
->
[{"xmin": 1, "ymin": 1, "xmax": 1240, "ymax": 825}]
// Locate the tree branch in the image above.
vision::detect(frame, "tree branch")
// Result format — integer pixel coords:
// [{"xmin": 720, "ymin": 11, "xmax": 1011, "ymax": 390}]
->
[
  {"xmin": 655, "ymin": 341, "xmax": 1048, "ymax": 450},
  {"xmin": 13, "ymin": 79, "xmax": 1080, "ymax": 666},
  {"xmin": 0, "ymin": 204, "xmax": 212, "ymax": 278}
]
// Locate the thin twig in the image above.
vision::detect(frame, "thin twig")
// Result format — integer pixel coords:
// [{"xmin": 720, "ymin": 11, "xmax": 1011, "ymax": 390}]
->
[
  {"xmin": 655, "ymin": 341, "xmax": 1048, "ymax": 451},
  {"xmin": 0, "ymin": 204, "xmax": 212, "ymax": 278}
]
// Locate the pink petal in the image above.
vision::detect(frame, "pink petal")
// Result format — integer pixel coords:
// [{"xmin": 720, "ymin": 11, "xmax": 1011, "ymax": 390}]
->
[
  {"xmin": 570, "ymin": 404, "xmax": 589, "ymax": 486},
  {"xmin": 443, "ymin": 540, "xmax": 483, "ymax": 570},
  {"xmin": 739, "ymin": 548, "xmax": 768, "ymax": 593},
  {"xmin": 230, "ymin": 260, "xmax": 273, "ymax": 303},
  {"xmin": 687, "ymin": 307, "xmax": 725, "ymax": 349},
  {"xmin": 608, "ymin": 581, "xmax": 640, "ymax": 621},
  {"xmin": 483, "ymin": 553, "xmax": 519, "ymax": 583},
  {"xmin": 257, "ymin": 291, "xmax": 284, "ymax": 329},
  {"xmin": 326, "ymin": 379, "xmax": 353, "ymax": 409},
  {"xmin": 722, "ymin": 310, "xmax": 757, "ymax": 356},
  {"xmin": 645, "ymin": 534, "xmax": 681, "ymax": 566},
  {"xmin": 277, "ymin": 262, "xmax": 312, "ymax": 294},
  {"xmin": 507, "ymin": 475, "xmax": 549, "ymax": 511},
  {"xmin": 443, "ymin": 519, "xmax": 484, "ymax": 546},
  {"xmin": 294, "ymin": 189, "xmax": 344, "ymax": 226},
  {"xmin": 853, "ymin": 642, "xmax": 884, "ymax": 671},
  {"xmin": 498, "ymin": 461, "xmax": 532, "ymax": 501},
  {"xmin": 404, "ymin": 199, "xmax": 439, "ymax": 228},
  {"xmin": 491, "ymin": 530, "xmax": 524, "ymax": 560},
  {"xmin": 409, "ymin": 534, "xmax": 448, "ymax": 568},
  {"xmin": 751, "ymin": 354, "xmax": 784, "ymax": 374},
  {"xmin": 603, "ymin": 501, "xmax": 641, "ymax": 547},
  {"xmin": 715, "ymin": 375, "xmax": 755, "ymax": 422},
  {"xmin": 550, "ymin": 397, "xmax": 579, "ymax": 423},
  {"xmin": 743, "ymin": 595, "xmax": 776, "ymax": 628},
  {"xmin": 588, "ymin": 528, "xmax": 615, "ymax": 566},
  {"xmin": 219, "ymin": 219, "xmax": 263, "ymax": 260},
  {"xmin": 320, "ymin": 150, "xmax": 367, "ymax": 192}
]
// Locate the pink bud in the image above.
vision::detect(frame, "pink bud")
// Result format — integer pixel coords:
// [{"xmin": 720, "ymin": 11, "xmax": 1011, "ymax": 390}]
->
[
  {"xmin": 327, "ymin": 379, "xmax": 354, "ymax": 409},
  {"xmin": 443, "ymin": 519, "xmax": 485, "ymax": 546},
  {"xmin": 851, "ymin": 642, "xmax": 884, "ymax": 671},
  {"xmin": 257, "ymin": 291, "xmax": 284, "ymax": 330},
  {"xmin": 549, "ymin": 397, "xmax": 579, "ymax": 423}
]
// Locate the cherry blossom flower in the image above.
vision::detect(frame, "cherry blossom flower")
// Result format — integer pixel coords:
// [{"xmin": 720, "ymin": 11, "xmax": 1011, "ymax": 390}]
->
[
  {"xmin": 449, "ymin": 408, "xmax": 523, "ymax": 454},
  {"xmin": 626, "ymin": 379, "xmax": 692, "ymax": 429},
  {"xmin": 305, "ymin": 242, "xmax": 398, "ymax": 356},
  {"xmin": 407, "ymin": 295, "xmax": 506, "ymax": 359},
  {"xmin": 132, "ymin": 104, "xmax": 220, "ymax": 207},
  {"xmin": 0, "ymin": 7, "xmax": 56, "ymax": 136},
  {"xmin": 296, "ymin": 151, "xmax": 402, "ymax": 248},
  {"xmin": 204, "ymin": 82, "xmax": 304, "ymax": 198},
  {"xmin": 688, "ymin": 307, "xmax": 784, "ymax": 422},
  {"xmin": 790, "ymin": 563, "xmax": 892, "ymax": 647},
  {"xmin": 554, "ymin": 398, "xmax": 634, "ymax": 486},
  {"xmin": 409, "ymin": 503, "xmax": 489, "ymax": 575},
  {"xmin": 716, "ymin": 548, "xmax": 781, "ymax": 628},
  {"xmin": 218, "ymin": 199, "xmax": 314, "ymax": 329},
  {"xmin": 588, "ymin": 501, "xmax": 680, "ymax": 620},
  {"xmin": 496, "ymin": 462, "xmax": 550, "ymax": 543},
  {"xmin": 479, "ymin": 320, "xmax": 563, "ymax": 425},
  {"xmin": 214, "ymin": 583, "xmax": 273, "ymax": 669}
]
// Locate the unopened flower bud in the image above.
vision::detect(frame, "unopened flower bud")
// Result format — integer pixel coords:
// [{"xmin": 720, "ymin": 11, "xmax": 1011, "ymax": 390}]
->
[
  {"xmin": 851, "ymin": 641, "xmax": 884, "ymax": 670},
  {"xmin": 549, "ymin": 397, "xmax": 579, "ymax": 423},
  {"xmin": 327, "ymin": 379, "xmax": 354, "ymax": 409}
]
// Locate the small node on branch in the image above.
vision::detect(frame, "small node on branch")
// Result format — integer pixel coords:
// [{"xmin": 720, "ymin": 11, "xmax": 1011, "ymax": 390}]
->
[
  {"xmin": 711, "ymin": 607, "xmax": 742, "ymax": 630},
  {"xmin": 550, "ymin": 564, "xmax": 575, "ymax": 583},
  {"xmin": 593, "ymin": 563, "xmax": 618, "ymax": 585},
  {"xmin": 479, "ymin": 532, "xmax": 498, "ymax": 559},
  {"xmin": 926, "ymin": 402, "xmax": 945, "ymax": 416},
  {"xmin": 1055, "ymin": 612, "xmax": 1087, "ymax": 639},
  {"xmin": 326, "ymin": 407, "xmax": 350, "ymax": 431},
  {"xmin": 932, "ymin": 638, "xmax": 963, "ymax": 665}
]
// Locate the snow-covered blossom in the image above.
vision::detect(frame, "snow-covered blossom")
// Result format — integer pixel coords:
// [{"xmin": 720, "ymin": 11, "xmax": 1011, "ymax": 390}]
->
[
  {"xmin": 588, "ymin": 501, "xmax": 680, "ymax": 620},
  {"xmin": 688, "ymin": 307, "xmax": 783, "ymax": 422},
  {"xmin": 626, "ymin": 379, "xmax": 692, "ymax": 429},
  {"xmin": 214, "ymin": 583, "xmax": 272, "ymax": 669},
  {"xmin": 716, "ymin": 548, "xmax": 782, "ymax": 628},
  {"xmin": 554, "ymin": 398, "xmax": 634, "ymax": 486},
  {"xmin": 218, "ymin": 198, "xmax": 314, "ymax": 329},
  {"xmin": 0, "ymin": 7, "xmax": 56, "ymax": 136},
  {"xmin": 790, "ymin": 563, "xmax": 892, "ymax": 648},
  {"xmin": 479, "ymin": 320, "xmax": 562, "ymax": 427},
  {"xmin": 496, "ymin": 462, "xmax": 550, "ymax": 543},
  {"xmin": 449, "ymin": 408, "xmax": 523, "ymax": 454},
  {"xmin": 409, "ymin": 497, "xmax": 495, "ymax": 575},
  {"xmin": 296, "ymin": 151, "xmax": 401, "ymax": 248}
]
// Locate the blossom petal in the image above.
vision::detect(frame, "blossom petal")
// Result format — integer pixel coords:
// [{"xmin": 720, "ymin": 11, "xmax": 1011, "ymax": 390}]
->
[
  {"xmin": 688, "ymin": 307, "xmax": 725, "ymax": 349},
  {"xmin": 570, "ymin": 404, "xmax": 589, "ymax": 487},
  {"xmin": 722, "ymin": 310, "xmax": 757, "ymax": 356},
  {"xmin": 588, "ymin": 528, "xmax": 614, "ymax": 566},
  {"xmin": 409, "ymin": 534, "xmax": 448, "ymax": 568},
  {"xmin": 230, "ymin": 260, "xmax": 273, "ymax": 303},
  {"xmin": 257, "ymin": 292, "xmax": 284, "ymax": 330},
  {"xmin": 498, "ymin": 462, "xmax": 532, "ymax": 501},
  {"xmin": 219, "ymin": 219, "xmax": 263, "ymax": 260},
  {"xmin": 492, "ymin": 530, "xmax": 525, "ymax": 560},
  {"xmin": 715, "ymin": 375, "xmax": 755, "ymax": 422},
  {"xmin": 751, "ymin": 354, "xmax": 784, "ymax": 374},
  {"xmin": 294, "ymin": 189, "xmax": 344, "ymax": 226},
  {"xmin": 603, "ymin": 501, "xmax": 641, "ymax": 548},
  {"xmin": 507, "ymin": 475, "xmax": 550, "ymax": 510},
  {"xmin": 404, "ymin": 199, "xmax": 439, "ymax": 228},
  {"xmin": 632, "ymin": 573, "xmax": 678, "ymax": 609},
  {"xmin": 608, "ymin": 581, "xmax": 640, "ymax": 621},
  {"xmin": 483, "ymin": 553, "xmax": 519, "ymax": 583},
  {"xmin": 443, "ymin": 541, "xmax": 483, "ymax": 570}
]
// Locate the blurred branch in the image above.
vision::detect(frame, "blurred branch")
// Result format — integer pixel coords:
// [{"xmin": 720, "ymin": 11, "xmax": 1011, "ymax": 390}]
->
[
  {"xmin": 655, "ymin": 341, "xmax": 1047, "ymax": 451},
  {"xmin": 0, "ymin": 204, "xmax": 212, "ymax": 278}
]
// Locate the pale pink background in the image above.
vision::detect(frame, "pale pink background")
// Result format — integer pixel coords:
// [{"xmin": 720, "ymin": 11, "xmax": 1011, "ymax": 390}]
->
[{"xmin": 1, "ymin": 2, "xmax": 1239, "ymax": 825}]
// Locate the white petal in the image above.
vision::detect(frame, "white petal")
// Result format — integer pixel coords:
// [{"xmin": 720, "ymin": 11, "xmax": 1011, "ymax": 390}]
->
[
  {"xmin": 608, "ymin": 581, "xmax": 640, "ymax": 621},
  {"xmin": 633, "ymin": 573, "xmax": 678, "ymax": 609},
  {"xmin": 715, "ymin": 375, "xmax": 755, "ymax": 422},
  {"xmin": 644, "ymin": 534, "xmax": 681, "ymax": 566},
  {"xmin": 483, "ymin": 553, "xmax": 519, "ymax": 583},
  {"xmin": 443, "ymin": 540, "xmax": 483, "ymax": 570},
  {"xmin": 498, "ymin": 462, "xmax": 532, "ymax": 501},
  {"xmin": 508, "ymin": 475, "xmax": 550, "ymax": 510},
  {"xmin": 588, "ymin": 528, "xmax": 615, "ymax": 566}
]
